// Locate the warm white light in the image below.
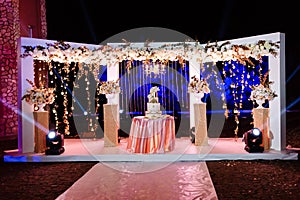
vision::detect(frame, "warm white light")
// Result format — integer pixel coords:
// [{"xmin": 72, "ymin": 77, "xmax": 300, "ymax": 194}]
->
[{"xmin": 143, "ymin": 62, "xmax": 167, "ymax": 77}]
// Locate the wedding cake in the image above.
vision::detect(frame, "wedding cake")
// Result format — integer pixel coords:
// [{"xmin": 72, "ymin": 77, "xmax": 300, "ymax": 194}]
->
[{"xmin": 145, "ymin": 86, "xmax": 162, "ymax": 118}]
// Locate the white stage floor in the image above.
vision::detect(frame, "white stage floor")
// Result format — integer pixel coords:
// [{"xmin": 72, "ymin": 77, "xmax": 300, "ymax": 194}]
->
[{"xmin": 4, "ymin": 138, "xmax": 298, "ymax": 162}]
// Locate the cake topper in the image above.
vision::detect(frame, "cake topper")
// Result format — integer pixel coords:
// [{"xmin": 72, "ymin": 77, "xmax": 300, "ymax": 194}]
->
[{"xmin": 147, "ymin": 86, "xmax": 160, "ymax": 103}]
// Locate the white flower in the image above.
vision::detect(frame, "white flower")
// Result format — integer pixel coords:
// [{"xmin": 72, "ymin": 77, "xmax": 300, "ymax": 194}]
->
[
  {"xmin": 22, "ymin": 87, "xmax": 55, "ymax": 105},
  {"xmin": 98, "ymin": 80, "xmax": 120, "ymax": 94},
  {"xmin": 250, "ymin": 83, "xmax": 277, "ymax": 102},
  {"xmin": 188, "ymin": 76, "xmax": 210, "ymax": 94}
]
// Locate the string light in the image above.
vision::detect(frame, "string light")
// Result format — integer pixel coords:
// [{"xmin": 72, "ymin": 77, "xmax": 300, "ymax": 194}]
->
[{"xmin": 143, "ymin": 61, "xmax": 167, "ymax": 77}]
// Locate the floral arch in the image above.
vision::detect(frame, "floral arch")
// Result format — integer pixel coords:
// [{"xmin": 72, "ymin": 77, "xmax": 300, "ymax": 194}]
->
[{"xmin": 18, "ymin": 32, "xmax": 285, "ymax": 153}]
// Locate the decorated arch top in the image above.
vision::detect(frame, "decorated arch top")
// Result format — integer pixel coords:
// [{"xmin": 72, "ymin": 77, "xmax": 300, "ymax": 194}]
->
[{"xmin": 21, "ymin": 39, "xmax": 280, "ymax": 67}]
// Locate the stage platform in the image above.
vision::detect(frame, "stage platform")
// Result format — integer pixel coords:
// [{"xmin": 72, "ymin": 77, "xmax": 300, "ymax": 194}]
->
[{"xmin": 4, "ymin": 138, "xmax": 298, "ymax": 162}]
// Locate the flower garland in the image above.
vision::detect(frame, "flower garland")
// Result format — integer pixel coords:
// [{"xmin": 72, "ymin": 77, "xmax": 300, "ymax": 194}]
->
[
  {"xmin": 20, "ymin": 39, "xmax": 280, "ymax": 68},
  {"xmin": 21, "ymin": 40, "xmax": 91, "ymax": 63},
  {"xmin": 203, "ymin": 40, "xmax": 280, "ymax": 65}
]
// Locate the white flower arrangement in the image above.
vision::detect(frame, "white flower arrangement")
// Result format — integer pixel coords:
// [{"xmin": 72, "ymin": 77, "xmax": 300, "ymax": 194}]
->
[
  {"xmin": 97, "ymin": 79, "xmax": 121, "ymax": 94},
  {"xmin": 21, "ymin": 79, "xmax": 55, "ymax": 106},
  {"xmin": 188, "ymin": 76, "xmax": 210, "ymax": 94},
  {"xmin": 250, "ymin": 82, "xmax": 277, "ymax": 102}
]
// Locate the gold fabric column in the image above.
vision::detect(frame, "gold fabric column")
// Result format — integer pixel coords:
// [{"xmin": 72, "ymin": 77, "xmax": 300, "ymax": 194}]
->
[
  {"xmin": 194, "ymin": 103, "xmax": 208, "ymax": 146},
  {"xmin": 253, "ymin": 108, "xmax": 270, "ymax": 150},
  {"xmin": 33, "ymin": 111, "xmax": 48, "ymax": 153},
  {"xmin": 104, "ymin": 104, "xmax": 118, "ymax": 147}
]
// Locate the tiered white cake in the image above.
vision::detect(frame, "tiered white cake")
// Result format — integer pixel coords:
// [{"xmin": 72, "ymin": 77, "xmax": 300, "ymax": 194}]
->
[
  {"xmin": 145, "ymin": 86, "xmax": 162, "ymax": 118},
  {"xmin": 145, "ymin": 102, "xmax": 162, "ymax": 118}
]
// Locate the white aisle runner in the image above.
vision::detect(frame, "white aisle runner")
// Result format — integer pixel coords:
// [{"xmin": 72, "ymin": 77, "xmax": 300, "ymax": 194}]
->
[{"xmin": 56, "ymin": 162, "xmax": 218, "ymax": 200}]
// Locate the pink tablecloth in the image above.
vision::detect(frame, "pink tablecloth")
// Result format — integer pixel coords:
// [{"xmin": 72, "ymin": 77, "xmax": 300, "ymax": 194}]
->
[{"xmin": 127, "ymin": 116, "xmax": 175, "ymax": 153}]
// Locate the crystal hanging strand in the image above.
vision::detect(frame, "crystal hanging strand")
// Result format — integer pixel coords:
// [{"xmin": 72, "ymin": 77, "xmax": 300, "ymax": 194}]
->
[
  {"xmin": 185, "ymin": 61, "xmax": 189, "ymax": 109},
  {"xmin": 175, "ymin": 61, "xmax": 179, "ymax": 106},
  {"xmin": 126, "ymin": 61, "xmax": 131, "ymax": 116},
  {"xmin": 139, "ymin": 61, "xmax": 143, "ymax": 114},
  {"xmin": 172, "ymin": 61, "xmax": 175, "ymax": 116},
  {"xmin": 123, "ymin": 62, "xmax": 127, "ymax": 117},
  {"xmin": 161, "ymin": 64, "xmax": 165, "ymax": 111},
  {"xmin": 144, "ymin": 64, "xmax": 147, "ymax": 113},
  {"xmin": 165, "ymin": 62, "xmax": 168, "ymax": 110},
  {"xmin": 181, "ymin": 62, "xmax": 184, "ymax": 108},
  {"xmin": 134, "ymin": 61, "xmax": 137, "ymax": 113}
]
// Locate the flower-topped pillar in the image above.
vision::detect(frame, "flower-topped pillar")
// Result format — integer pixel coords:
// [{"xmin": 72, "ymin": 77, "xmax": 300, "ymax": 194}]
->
[
  {"xmin": 99, "ymin": 61, "xmax": 120, "ymax": 146},
  {"xmin": 98, "ymin": 79, "xmax": 121, "ymax": 104},
  {"xmin": 188, "ymin": 76, "xmax": 210, "ymax": 104},
  {"xmin": 188, "ymin": 76, "xmax": 210, "ymax": 146},
  {"xmin": 21, "ymin": 79, "xmax": 55, "ymax": 153},
  {"xmin": 250, "ymin": 82, "xmax": 277, "ymax": 151}
]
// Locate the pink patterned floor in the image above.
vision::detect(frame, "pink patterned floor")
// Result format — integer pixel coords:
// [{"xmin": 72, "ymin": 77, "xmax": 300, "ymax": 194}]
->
[{"xmin": 56, "ymin": 162, "xmax": 218, "ymax": 200}]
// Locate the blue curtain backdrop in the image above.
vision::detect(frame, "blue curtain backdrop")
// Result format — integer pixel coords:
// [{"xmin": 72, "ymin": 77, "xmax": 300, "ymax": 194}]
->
[{"xmin": 118, "ymin": 60, "xmax": 190, "ymax": 137}]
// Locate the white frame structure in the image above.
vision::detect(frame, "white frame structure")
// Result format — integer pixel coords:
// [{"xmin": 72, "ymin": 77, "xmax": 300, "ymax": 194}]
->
[{"xmin": 17, "ymin": 32, "xmax": 285, "ymax": 153}]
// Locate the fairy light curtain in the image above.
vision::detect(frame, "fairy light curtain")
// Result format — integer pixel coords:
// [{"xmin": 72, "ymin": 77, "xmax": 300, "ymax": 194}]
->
[
  {"xmin": 34, "ymin": 60, "xmax": 48, "ymax": 88},
  {"xmin": 220, "ymin": 57, "xmax": 269, "ymax": 112},
  {"xmin": 119, "ymin": 60, "xmax": 190, "ymax": 136},
  {"xmin": 94, "ymin": 65, "xmax": 108, "ymax": 135},
  {"xmin": 72, "ymin": 64, "xmax": 108, "ymax": 138},
  {"xmin": 203, "ymin": 56, "xmax": 269, "ymax": 138},
  {"xmin": 47, "ymin": 61, "xmax": 79, "ymax": 136},
  {"xmin": 40, "ymin": 60, "xmax": 107, "ymax": 138}
]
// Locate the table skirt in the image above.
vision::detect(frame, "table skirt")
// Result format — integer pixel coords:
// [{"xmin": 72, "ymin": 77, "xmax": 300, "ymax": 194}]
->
[{"xmin": 127, "ymin": 116, "xmax": 175, "ymax": 153}]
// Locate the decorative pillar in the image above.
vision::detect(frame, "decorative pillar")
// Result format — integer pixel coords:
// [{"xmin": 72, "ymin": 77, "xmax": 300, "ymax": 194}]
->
[
  {"xmin": 33, "ymin": 111, "xmax": 48, "ymax": 153},
  {"xmin": 194, "ymin": 103, "xmax": 208, "ymax": 146},
  {"xmin": 103, "ymin": 104, "xmax": 118, "ymax": 147},
  {"xmin": 253, "ymin": 108, "xmax": 270, "ymax": 150},
  {"xmin": 0, "ymin": 0, "xmax": 47, "ymax": 140},
  {"xmin": 0, "ymin": 0, "xmax": 20, "ymax": 139}
]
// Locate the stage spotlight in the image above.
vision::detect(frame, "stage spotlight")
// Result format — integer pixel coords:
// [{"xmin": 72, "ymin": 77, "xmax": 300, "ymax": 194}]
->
[
  {"xmin": 45, "ymin": 131, "xmax": 65, "ymax": 155},
  {"xmin": 243, "ymin": 128, "xmax": 264, "ymax": 153}
]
